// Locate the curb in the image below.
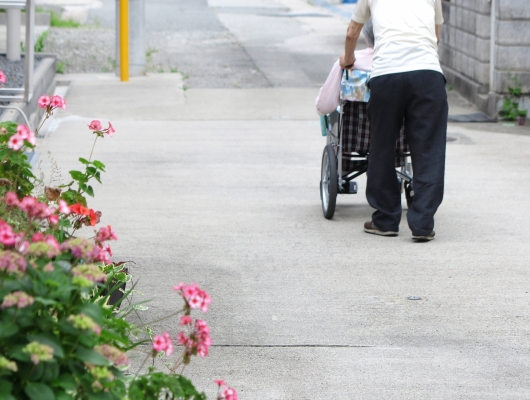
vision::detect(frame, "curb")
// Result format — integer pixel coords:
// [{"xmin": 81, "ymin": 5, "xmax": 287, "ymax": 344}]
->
[{"xmin": 310, "ymin": 0, "xmax": 353, "ymax": 20}]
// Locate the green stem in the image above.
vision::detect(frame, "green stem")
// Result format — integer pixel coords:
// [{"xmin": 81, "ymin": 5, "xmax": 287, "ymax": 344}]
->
[
  {"xmin": 139, "ymin": 309, "xmax": 184, "ymax": 329},
  {"xmin": 35, "ymin": 113, "xmax": 51, "ymax": 136},
  {"xmin": 169, "ymin": 359, "xmax": 182, "ymax": 374},
  {"xmin": 88, "ymin": 136, "xmax": 98, "ymax": 162},
  {"xmin": 134, "ymin": 352, "xmax": 151, "ymax": 379}
]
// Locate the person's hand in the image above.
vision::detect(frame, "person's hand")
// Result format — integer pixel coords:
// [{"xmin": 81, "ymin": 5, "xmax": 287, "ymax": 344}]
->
[{"xmin": 340, "ymin": 53, "xmax": 355, "ymax": 70}]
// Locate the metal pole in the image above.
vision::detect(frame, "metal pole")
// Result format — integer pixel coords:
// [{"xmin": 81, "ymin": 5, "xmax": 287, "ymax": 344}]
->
[
  {"xmin": 119, "ymin": 0, "xmax": 129, "ymax": 82},
  {"xmin": 6, "ymin": 7, "xmax": 21, "ymax": 61},
  {"xmin": 489, "ymin": 0, "xmax": 496, "ymax": 94},
  {"xmin": 129, "ymin": 0, "xmax": 145, "ymax": 76},
  {"xmin": 24, "ymin": 0, "xmax": 34, "ymax": 102}
]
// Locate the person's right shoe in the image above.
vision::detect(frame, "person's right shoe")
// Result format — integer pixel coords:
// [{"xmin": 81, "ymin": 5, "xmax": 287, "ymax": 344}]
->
[
  {"xmin": 364, "ymin": 221, "xmax": 398, "ymax": 237},
  {"xmin": 412, "ymin": 231, "xmax": 435, "ymax": 242}
]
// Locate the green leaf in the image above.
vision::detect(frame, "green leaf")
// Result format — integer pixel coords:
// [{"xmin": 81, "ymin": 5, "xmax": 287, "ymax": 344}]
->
[
  {"xmin": 54, "ymin": 260, "xmax": 72, "ymax": 272},
  {"xmin": 34, "ymin": 297, "xmax": 58, "ymax": 306},
  {"xmin": 86, "ymin": 166, "xmax": 97, "ymax": 175},
  {"xmin": 78, "ymin": 157, "xmax": 90, "ymax": 165},
  {"xmin": 24, "ymin": 382, "xmax": 55, "ymax": 400},
  {"xmin": 92, "ymin": 160, "xmax": 105, "ymax": 170},
  {"xmin": 99, "ymin": 329, "xmax": 130, "ymax": 346},
  {"xmin": 74, "ymin": 348, "xmax": 109, "ymax": 366},
  {"xmin": 69, "ymin": 170, "xmax": 86, "ymax": 181},
  {"xmin": 55, "ymin": 373, "xmax": 76, "ymax": 391},
  {"xmin": 85, "ymin": 185, "xmax": 94, "ymax": 197},
  {"xmin": 0, "ymin": 379, "xmax": 13, "ymax": 398},
  {"xmin": 59, "ymin": 218, "xmax": 71, "ymax": 228},
  {"xmin": 77, "ymin": 303, "xmax": 103, "ymax": 324},
  {"xmin": 0, "ymin": 321, "xmax": 18, "ymax": 339},
  {"xmin": 8, "ymin": 345, "xmax": 29, "ymax": 362},
  {"xmin": 55, "ymin": 391, "xmax": 74, "ymax": 400},
  {"xmin": 58, "ymin": 181, "xmax": 74, "ymax": 188}
]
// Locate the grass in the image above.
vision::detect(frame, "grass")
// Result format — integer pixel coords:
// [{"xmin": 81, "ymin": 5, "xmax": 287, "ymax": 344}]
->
[
  {"xmin": 34, "ymin": 31, "xmax": 48, "ymax": 52},
  {"xmin": 56, "ymin": 61, "xmax": 65, "ymax": 74},
  {"xmin": 49, "ymin": 10, "xmax": 81, "ymax": 28}
]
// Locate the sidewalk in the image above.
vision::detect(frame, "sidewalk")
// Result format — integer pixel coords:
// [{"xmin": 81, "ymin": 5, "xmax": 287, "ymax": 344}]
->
[
  {"xmin": 35, "ymin": 70, "xmax": 530, "ymax": 399},
  {"xmin": 33, "ymin": 0, "xmax": 530, "ymax": 398}
]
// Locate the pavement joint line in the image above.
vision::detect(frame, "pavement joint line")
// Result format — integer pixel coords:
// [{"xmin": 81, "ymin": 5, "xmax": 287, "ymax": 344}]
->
[
  {"xmin": 135, "ymin": 344, "xmax": 389, "ymax": 348},
  {"xmin": 211, "ymin": 344, "xmax": 382, "ymax": 348}
]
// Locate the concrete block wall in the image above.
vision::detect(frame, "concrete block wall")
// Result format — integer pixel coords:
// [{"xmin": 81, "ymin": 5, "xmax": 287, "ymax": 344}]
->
[{"xmin": 439, "ymin": 0, "xmax": 530, "ymax": 117}]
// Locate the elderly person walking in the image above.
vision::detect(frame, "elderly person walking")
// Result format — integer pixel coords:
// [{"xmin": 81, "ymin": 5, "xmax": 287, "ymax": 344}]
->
[{"xmin": 340, "ymin": 0, "xmax": 448, "ymax": 242}]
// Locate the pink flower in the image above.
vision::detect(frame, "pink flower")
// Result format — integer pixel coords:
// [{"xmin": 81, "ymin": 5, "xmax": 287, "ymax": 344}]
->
[
  {"xmin": 0, "ymin": 71, "xmax": 6, "ymax": 84},
  {"xmin": 152, "ymin": 332, "xmax": 174, "ymax": 356},
  {"xmin": 152, "ymin": 335, "xmax": 167, "ymax": 352},
  {"xmin": 214, "ymin": 380, "xmax": 226, "ymax": 387},
  {"xmin": 38, "ymin": 95, "xmax": 51, "ymax": 108},
  {"xmin": 50, "ymin": 95, "xmax": 66, "ymax": 109},
  {"xmin": 179, "ymin": 316, "xmax": 192, "ymax": 326},
  {"xmin": 195, "ymin": 319, "xmax": 210, "ymax": 334},
  {"xmin": 197, "ymin": 343, "xmax": 209, "ymax": 357},
  {"xmin": 0, "ymin": 220, "xmax": 17, "ymax": 246},
  {"xmin": 16, "ymin": 124, "xmax": 30, "ymax": 139},
  {"xmin": 177, "ymin": 331, "xmax": 189, "ymax": 346},
  {"xmin": 58, "ymin": 199, "xmax": 70, "ymax": 215},
  {"xmin": 175, "ymin": 283, "xmax": 212, "ymax": 312},
  {"xmin": 26, "ymin": 131, "xmax": 36, "ymax": 146},
  {"xmin": 106, "ymin": 122, "xmax": 115, "ymax": 137},
  {"xmin": 95, "ymin": 243, "xmax": 113, "ymax": 264},
  {"xmin": 1, "ymin": 291, "xmax": 34, "ymax": 309},
  {"xmin": 0, "ymin": 250, "xmax": 27, "ymax": 276},
  {"xmin": 45, "ymin": 236, "xmax": 59, "ymax": 248},
  {"xmin": 4, "ymin": 192, "xmax": 19, "ymax": 207},
  {"xmin": 96, "ymin": 225, "xmax": 118, "ymax": 242},
  {"xmin": 31, "ymin": 232, "xmax": 45, "ymax": 242},
  {"xmin": 223, "ymin": 387, "xmax": 238, "ymax": 400},
  {"xmin": 188, "ymin": 296, "xmax": 202, "ymax": 309},
  {"xmin": 173, "ymin": 282, "xmax": 184, "ymax": 291},
  {"xmin": 88, "ymin": 120, "xmax": 102, "ymax": 131},
  {"xmin": 48, "ymin": 214, "xmax": 59, "ymax": 225},
  {"xmin": 8, "ymin": 134, "xmax": 24, "ymax": 150}
]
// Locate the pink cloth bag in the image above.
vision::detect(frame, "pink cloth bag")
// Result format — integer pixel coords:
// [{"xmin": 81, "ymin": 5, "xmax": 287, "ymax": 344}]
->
[{"xmin": 315, "ymin": 47, "xmax": 374, "ymax": 116}]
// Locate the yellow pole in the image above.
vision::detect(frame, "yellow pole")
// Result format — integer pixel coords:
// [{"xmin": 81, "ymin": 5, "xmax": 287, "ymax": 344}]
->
[{"xmin": 119, "ymin": 0, "xmax": 129, "ymax": 82}]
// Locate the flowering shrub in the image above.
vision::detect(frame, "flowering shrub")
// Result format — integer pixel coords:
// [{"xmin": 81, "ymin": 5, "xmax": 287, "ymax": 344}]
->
[
  {"xmin": 0, "ymin": 86, "xmax": 237, "ymax": 399},
  {"xmin": 0, "ymin": 205, "xmax": 133, "ymax": 399},
  {"xmin": 0, "ymin": 121, "xmax": 37, "ymax": 197}
]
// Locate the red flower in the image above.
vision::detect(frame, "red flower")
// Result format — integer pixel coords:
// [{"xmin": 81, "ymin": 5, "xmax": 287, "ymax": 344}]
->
[
  {"xmin": 69, "ymin": 203, "xmax": 90, "ymax": 216},
  {"xmin": 69, "ymin": 204, "xmax": 100, "ymax": 226},
  {"xmin": 88, "ymin": 209, "xmax": 99, "ymax": 226}
]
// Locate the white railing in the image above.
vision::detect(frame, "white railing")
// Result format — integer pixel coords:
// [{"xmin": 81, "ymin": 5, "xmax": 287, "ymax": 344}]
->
[{"xmin": 0, "ymin": 0, "xmax": 34, "ymax": 102}]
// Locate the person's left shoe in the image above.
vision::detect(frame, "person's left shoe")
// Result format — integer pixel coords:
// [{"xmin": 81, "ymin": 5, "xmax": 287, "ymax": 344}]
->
[
  {"xmin": 364, "ymin": 221, "xmax": 398, "ymax": 237},
  {"xmin": 412, "ymin": 231, "xmax": 435, "ymax": 242}
]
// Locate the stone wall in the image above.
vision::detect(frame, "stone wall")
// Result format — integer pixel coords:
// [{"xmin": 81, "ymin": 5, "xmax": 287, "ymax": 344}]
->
[{"xmin": 439, "ymin": 0, "xmax": 530, "ymax": 117}]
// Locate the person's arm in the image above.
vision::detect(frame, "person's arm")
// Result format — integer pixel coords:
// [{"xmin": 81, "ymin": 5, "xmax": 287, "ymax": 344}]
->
[
  {"xmin": 340, "ymin": 21, "xmax": 364, "ymax": 69},
  {"xmin": 434, "ymin": 0, "xmax": 443, "ymax": 45}
]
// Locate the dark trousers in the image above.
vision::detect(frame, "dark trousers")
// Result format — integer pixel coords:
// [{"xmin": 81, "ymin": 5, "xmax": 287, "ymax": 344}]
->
[{"xmin": 366, "ymin": 70, "xmax": 448, "ymax": 236}]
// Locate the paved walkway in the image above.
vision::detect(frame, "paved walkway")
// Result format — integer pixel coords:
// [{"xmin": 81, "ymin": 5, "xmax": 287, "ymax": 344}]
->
[{"xmin": 35, "ymin": 0, "xmax": 530, "ymax": 399}]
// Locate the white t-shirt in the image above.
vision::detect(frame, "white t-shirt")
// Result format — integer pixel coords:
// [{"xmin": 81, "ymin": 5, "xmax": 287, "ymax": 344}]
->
[{"xmin": 352, "ymin": 0, "xmax": 444, "ymax": 78}]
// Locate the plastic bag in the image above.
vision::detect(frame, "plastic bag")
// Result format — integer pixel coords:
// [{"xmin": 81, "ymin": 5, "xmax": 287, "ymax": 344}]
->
[{"xmin": 315, "ymin": 60, "xmax": 341, "ymax": 116}]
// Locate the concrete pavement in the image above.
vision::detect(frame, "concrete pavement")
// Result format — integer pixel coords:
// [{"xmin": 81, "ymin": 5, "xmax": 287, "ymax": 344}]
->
[{"xmin": 34, "ymin": 0, "xmax": 530, "ymax": 398}]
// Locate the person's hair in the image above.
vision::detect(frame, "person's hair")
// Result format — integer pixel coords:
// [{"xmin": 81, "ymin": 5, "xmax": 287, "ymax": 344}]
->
[{"xmin": 362, "ymin": 18, "xmax": 374, "ymax": 48}]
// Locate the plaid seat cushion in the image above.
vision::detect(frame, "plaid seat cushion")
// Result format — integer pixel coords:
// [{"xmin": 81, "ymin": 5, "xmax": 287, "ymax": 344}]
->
[{"xmin": 341, "ymin": 101, "xmax": 409, "ymax": 173}]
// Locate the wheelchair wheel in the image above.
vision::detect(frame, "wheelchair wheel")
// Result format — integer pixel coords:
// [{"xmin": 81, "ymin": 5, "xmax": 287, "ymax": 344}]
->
[{"xmin": 320, "ymin": 144, "xmax": 338, "ymax": 219}]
